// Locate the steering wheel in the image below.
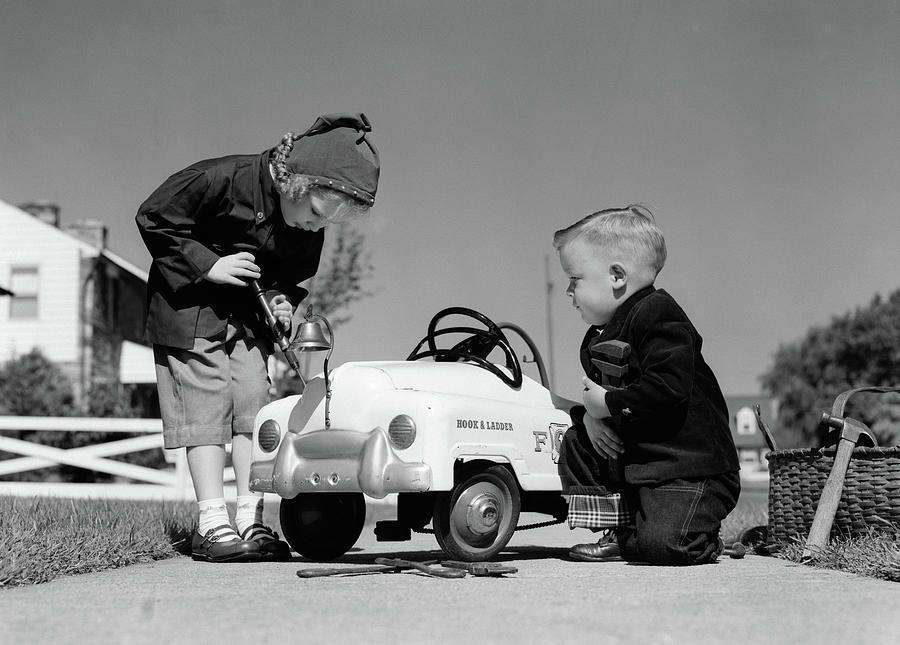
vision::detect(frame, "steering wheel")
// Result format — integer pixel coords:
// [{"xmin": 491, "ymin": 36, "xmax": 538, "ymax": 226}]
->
[{"xmin": 407, "ymin": 307, "xmax": 523, "ymax": 389}]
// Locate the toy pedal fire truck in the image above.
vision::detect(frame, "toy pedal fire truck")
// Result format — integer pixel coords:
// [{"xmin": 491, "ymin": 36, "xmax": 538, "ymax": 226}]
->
[{"xmin": 249, "ymin": 307, "xmax": 587, "ymax": 562}]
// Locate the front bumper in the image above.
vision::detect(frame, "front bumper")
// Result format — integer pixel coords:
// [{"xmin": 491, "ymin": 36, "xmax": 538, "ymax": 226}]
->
[{"xmin": 251, "ymin": 426, "xmax": 432, "ymax": 499}]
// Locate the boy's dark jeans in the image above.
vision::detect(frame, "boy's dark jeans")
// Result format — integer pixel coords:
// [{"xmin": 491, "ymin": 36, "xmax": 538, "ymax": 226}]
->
[{"xmin": 559, "ymin": 422, "xmax": 741, "ymax": 566}]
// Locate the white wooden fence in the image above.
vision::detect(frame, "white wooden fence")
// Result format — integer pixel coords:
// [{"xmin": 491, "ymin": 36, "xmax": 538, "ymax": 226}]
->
[{"xmin": 0, "ymin": 416, "xmax": 236, "ymax": 501}]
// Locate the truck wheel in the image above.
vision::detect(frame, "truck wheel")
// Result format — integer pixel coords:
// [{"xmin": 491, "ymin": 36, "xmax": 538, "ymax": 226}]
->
[
  {"xmin": 279, "ymin": 492, "xmax": 366, "ymax": 561},
  {"xmin": 433, "ymin": 464, "xmax": 520, "ymax": 561}
]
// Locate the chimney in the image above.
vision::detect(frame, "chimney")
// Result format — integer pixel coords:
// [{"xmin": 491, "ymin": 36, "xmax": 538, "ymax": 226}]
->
[
  {"xmin": 18, "ymin": 200, "xmax": 60, "ymax": 227},
  {"xmin": 63, "ymin": 219, "xmax": 108, "ymax": 249}
]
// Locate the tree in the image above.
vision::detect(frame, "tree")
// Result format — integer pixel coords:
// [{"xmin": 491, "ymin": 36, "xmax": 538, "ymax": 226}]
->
[
  {"xmin": 0, "ymin": 349, "xmax": 78, "ymax": 481},
  {"xmin": 273, "ymin": 221, "xmax": 375, "ymax": 396},
  {"xmin": 0, "ymin": 349, "xmax": 157, "ymax": 482},
  {"xmin": 304, "ymin": 221, "xmax": 376, "ymax": 327},
  {"xmin": 0, "ymin": 348, "xmax": 75, "ymax": 416},
  {"xmin": 760, "ymin": 289, "xmax": 900, "ymax": 447}
]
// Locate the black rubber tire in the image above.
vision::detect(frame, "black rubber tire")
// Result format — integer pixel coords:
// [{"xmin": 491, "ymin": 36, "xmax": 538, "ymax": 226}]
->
[
  {"xmin": 433, "ymin": 464, "xmax": 521, "ymax": 562},
  {"xmin": 279, "ymin": 492, "xmax": 366, "ymax": 561}
]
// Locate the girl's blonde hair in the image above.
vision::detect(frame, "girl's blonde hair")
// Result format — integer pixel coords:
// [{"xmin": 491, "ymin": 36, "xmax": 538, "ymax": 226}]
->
[
  {"xmin": 553, "ymin": 204, "xmax": 667, "ymax": 277},
  {"xmin": 271, "ymin": 131, "xmax": 370, "ymax": 220}
]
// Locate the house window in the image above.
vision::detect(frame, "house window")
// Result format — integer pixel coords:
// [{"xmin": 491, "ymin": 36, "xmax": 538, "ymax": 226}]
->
[
  {"xmin": 9, "ymin": 266, "xmax": 39, "ymax": 319},
  {"xmin": 736, "ymin": 407, "xmax": 756, "ymax": 435}
]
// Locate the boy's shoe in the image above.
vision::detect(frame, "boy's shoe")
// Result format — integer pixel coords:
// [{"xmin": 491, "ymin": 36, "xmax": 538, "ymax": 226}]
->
[
  {"xmin": 239, "ymin": 523, "xmax": 292, "ymax": 561},
  {"xmin": 568, "ymin": 531, "xmax": 621, "ymax": 562},
  {"xmin": 711, "ymin": 537, "xmax": 725, "ymax": 563},
  {"xmin": 192, "ymin": 525, "xmax": 262, "ymax": 563}
]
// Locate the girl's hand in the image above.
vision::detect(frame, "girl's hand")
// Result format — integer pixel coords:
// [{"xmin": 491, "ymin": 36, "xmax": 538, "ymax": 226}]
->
[
  {"xmin": 584, "ymin": 414, "xmax": 624, "ymax": 459},
  {"xmin": 204, "ymin": 252, "xmax": 261, "ymax": 286},
  {"xmin": 269, "ymin": 294, "xmax": 293, "ymax": 332},
  {"xmin": 582, "ymin": 377, "xmax": 610, "ymax": 419}
]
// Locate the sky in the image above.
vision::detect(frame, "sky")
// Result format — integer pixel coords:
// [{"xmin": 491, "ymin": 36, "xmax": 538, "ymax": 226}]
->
[{"xmin": 2, "ymin": 0, "xmax": 899, "ymax": 400}]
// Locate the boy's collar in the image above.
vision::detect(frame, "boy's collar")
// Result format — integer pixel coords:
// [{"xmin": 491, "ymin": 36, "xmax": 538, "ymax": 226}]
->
[{"xmin": 604, "ymin": 284, "xmax": 656, "ymax": 329}]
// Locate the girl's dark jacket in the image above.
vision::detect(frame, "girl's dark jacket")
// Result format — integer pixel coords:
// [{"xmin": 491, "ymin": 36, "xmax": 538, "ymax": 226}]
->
[
  {"xmin": 578, "ymin": 285, "xmax": 740, "ymax": 485},
  {"xmin": 135, "ymin": 150, "xmax": 324, "ymax": 350}
]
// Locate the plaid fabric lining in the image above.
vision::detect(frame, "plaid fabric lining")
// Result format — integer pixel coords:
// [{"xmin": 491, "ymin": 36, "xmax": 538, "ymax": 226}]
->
[{"xmin": 566, "ymin": 486, "xmax": 636, "ymax": 530}]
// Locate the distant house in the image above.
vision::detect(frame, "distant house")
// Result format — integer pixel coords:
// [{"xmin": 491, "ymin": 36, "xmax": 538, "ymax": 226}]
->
[
  {"xmin": 725, "ymin": 394, "xmax": 777, "ymax": 472},
  {"xmin": 0, "ymin": 199, "xmax": 155, "ymax": 412}
]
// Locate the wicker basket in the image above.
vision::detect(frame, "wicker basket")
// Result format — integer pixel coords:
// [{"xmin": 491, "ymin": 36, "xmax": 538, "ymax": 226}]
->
[
  {"xmin": 767, "ymin": 445, "xmax": 900, "ymax": 544},
  {"xmin": 765, "ymin": 385, "xmax": 900, "ymax": 545}
]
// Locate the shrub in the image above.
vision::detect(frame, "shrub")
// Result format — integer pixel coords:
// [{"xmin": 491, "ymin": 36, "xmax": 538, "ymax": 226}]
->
[{"xmin": 761, "ymin": 290, "xmax": 900, "ymax": 447}]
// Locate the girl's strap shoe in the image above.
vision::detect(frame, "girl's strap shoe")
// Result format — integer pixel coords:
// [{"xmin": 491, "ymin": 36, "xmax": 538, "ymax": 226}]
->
[
  {"xmin": 239, "ymin": 523, "xmax": 292, "ymax": 560},
  {"xmin": 191, "ymin": 525, "xmax": 262, "ymax": 563}
]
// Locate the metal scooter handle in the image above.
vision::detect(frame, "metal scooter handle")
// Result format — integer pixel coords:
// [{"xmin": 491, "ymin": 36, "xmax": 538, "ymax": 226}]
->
[{"xmin": 250, "ymin": 279, "xmax": 304, "ymax": 380}]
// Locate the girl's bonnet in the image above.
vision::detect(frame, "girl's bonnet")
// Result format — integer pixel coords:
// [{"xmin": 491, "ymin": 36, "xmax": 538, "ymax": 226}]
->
[{"xmin": 272, "ymin": 113, "xmax": 380, "ymax": 206}]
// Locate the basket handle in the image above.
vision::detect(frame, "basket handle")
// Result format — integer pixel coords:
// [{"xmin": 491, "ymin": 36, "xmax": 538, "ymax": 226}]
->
[{"xmin": 830, "ymin": 386, "xmax": 900, "ymax": 418}]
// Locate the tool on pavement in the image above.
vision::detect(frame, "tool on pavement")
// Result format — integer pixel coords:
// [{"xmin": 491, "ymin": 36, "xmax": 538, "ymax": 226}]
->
[
  {"xmin": 802, "ymin": 405, "xmax": 877, "ymax": 559},
  {"xmin": 441, "ymin": 561, "xmax": 519, "ymax": 576},
  {"xmin": 373, "ymin": 558, "xmax": 467, "ymax": 578},
  {"xmin": 736, "ymin": 525, "xmax": 769, "ymax": 555},
  {"xmin": 297, "ymin": 559, "xmax": 440, "ymax": 578},
  {"xmin": 722, "ymin": 543, "xmax": 746, "ymax": 559}
]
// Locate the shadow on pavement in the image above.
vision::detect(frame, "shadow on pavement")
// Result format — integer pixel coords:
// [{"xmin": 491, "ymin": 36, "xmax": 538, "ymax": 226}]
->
[{"xmin": 285, "ymin": 543, "xmax": 573, "ymax": 565}]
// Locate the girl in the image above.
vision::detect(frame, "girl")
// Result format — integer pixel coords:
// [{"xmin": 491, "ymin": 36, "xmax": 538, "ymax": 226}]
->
[{"xmin": 136, "ymin": 114, "xmax": 380, "ymax": 561}]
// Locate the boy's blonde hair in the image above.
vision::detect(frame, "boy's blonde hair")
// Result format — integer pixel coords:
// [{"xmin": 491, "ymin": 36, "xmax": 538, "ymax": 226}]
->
[{"xmin": 553, "ymin": 204, "xmax": 667, "ymax": 277}]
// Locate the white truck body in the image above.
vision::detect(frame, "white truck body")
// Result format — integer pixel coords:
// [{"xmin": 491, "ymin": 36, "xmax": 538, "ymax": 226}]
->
[{"xmin": 249, "ymin": 360, "xmax": 572, "ymax": 499}]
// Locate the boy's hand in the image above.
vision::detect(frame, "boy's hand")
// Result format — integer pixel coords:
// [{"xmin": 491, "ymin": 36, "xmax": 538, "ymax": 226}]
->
[
  {"xmin": 204, "ymin": 252, "xmax": 261, "ymax": 286},
  {"xmin": 269, "ymin": 294, "xmax": 293, "ymax": 332},
  {"xmin": 582, "ymin": 377, "xmax": 610, "ymax": 418},
  {"xmin": 584, "ymin": 414, "xmax": 624, "ymax": 459}
]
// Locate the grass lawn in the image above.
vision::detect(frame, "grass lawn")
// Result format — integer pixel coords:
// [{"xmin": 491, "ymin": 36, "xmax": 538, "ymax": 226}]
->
[
  {"xmin": 721, "ymin": 478, "xmax": 768, "ymax": 545},
  {"xmin": 720, "ymin": 479, "xmax": 900, "ymax": 583},
  {"xmin": 0, "ymin": 497, "xmax": 195, "ymax": 588},
  {"xmin": 1, "ymin": 481, "xmax": 896, "ymax": 588}
]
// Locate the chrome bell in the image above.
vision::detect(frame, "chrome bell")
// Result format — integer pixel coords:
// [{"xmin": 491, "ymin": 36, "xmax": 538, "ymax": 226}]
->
[{"xmin": 294, "ymin": 320, "xmax": 332, "ymax": 352}]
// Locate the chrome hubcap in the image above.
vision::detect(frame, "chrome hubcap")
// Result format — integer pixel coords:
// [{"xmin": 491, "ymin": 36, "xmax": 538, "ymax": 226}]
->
[{"xmin": 450, "ymin": 481, "xmax": 505, "ymax": 544}]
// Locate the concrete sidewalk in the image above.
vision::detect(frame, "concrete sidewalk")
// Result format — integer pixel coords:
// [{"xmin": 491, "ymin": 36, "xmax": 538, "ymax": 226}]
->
[{"xmin": 2, "ymin": 518, "xmax": 897, "ymax": 645}]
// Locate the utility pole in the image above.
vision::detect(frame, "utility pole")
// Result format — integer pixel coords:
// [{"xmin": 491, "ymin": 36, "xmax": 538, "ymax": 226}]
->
[{"xmin": 544, "ymin": 254, "xmax": 556, "ymax": 389}]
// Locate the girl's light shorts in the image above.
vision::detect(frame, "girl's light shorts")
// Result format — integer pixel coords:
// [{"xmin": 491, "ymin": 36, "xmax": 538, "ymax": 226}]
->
[{"xmin": 153, "ymin": 321, "xmax": 271, "ymax": 449}]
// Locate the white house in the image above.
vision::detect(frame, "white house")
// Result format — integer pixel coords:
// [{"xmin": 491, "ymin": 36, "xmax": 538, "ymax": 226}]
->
[
  {"xmin": 725, "ymin": 394, "xmax": 777, "ymax": 473},
  {"xmin": 0, "ymin": 199, "xmax": 155, "ymax": 411}
]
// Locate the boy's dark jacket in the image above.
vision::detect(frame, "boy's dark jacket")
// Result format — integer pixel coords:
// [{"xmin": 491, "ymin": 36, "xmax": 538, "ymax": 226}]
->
[
  {"xmin": 136, "ymin": 150, "xmax": 324, "ymax": 349},
  {"xmin": 577, "ymin": 285, "xmax": 740, "ymax": 485}
]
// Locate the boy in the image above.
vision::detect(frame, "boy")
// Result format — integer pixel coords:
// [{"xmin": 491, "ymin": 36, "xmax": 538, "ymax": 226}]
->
[
  {"xmin": 136, "ymin": 113, "xmax": 379, "ymax": 562},
  {"xmin": 554, "ymin": 204, "xmax": 740, "ymax": 566}
]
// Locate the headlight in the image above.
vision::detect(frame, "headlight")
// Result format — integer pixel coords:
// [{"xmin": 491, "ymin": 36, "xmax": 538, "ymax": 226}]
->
[
  {"xmin": 388, "ymin": 414, "xmax": 416, "ymax": 450},
  {"xmin": 258, "ymin": 419, "xmax": 281, "ymax": 453}
]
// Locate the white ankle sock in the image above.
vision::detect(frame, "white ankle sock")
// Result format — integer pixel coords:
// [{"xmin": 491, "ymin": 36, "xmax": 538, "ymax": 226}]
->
[
  {"xmin": 197, "ymin": 498, "xmax": 238, "ymax": 541},
  {"xmin": 235, "ymin": 495, "xmax": 265, "ymax": 537}
]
